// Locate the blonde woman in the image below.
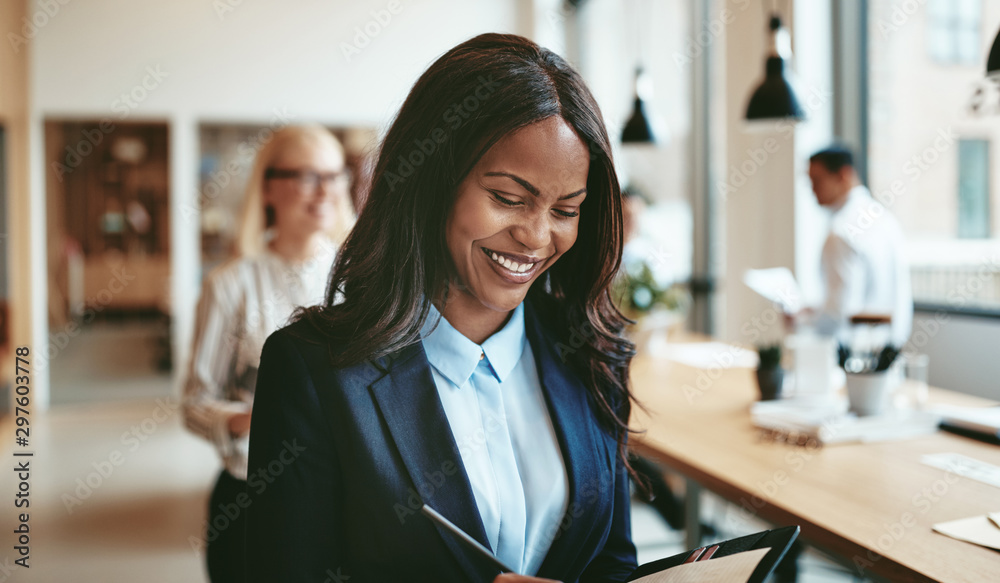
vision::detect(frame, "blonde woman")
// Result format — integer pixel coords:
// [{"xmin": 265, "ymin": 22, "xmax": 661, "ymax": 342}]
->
[{"xmin": 182, "ymin": 125, "xmax": 354, "ymax": 583}]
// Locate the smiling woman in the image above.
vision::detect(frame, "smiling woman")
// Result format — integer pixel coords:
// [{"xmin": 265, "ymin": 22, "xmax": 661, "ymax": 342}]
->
[
  {"xmin": 444, "ymin": 117, "xmax": 590, "ymax": 343},
  {"xmin": 245, "ymin": 33, "xmax": 640, "ymax": 583}
]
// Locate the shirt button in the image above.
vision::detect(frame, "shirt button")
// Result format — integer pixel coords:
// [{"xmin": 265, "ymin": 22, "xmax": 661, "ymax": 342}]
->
[{"xmin": 479, "ymin": 351, "xmax": 485, "ymax": 360}]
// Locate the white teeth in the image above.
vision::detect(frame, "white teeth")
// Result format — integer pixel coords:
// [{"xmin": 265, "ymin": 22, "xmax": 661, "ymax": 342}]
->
[{"xmin": 486, "ymin": 248, "xmax": 535, "ymax": 274}]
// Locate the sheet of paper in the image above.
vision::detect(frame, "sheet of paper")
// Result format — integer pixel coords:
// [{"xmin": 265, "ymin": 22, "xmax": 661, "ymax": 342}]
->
[
  {"xmin": 989, "ymin": 512, "xmax": 1000, "ymax": 530},
  {"xmin": 921, "ymin": 453, "xmax": 1000, "ymax": 490},
  {"xmin": 660, "ymin": 342, "xmax": 758, "ymax": 369},
  {"xmin": 630, "ymin": 547, "xmax": 771, "ymax": 583},
  {"xmin": 933, "ymin": 514, "xmax": 1000, "ymax": 551},
  {"xmin": 743, "ymin": 268, "xmax": 802, "ymax": 312}
]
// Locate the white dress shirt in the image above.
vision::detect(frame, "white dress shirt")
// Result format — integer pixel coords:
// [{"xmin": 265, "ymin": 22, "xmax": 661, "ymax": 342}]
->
[
  {"xmin": 817, "ymin": 185, "xmax": 913, "ymax": 346},
  {"xmin": 182, "ymin": 238, "xmax": 336, "ymax": 480},
  {"xmin": 420, "ymin": 301, "xmax": 569, "ymax": 575}
]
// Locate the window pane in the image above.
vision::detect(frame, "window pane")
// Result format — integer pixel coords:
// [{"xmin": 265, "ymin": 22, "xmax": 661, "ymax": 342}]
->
[
  {"xmin": 927, "ymin": 0, "xmax": 953, "ymax": 19},
  {"xmin": 926, "ymin": 24, "xmax": 954, "ymax": 62},
  {"xmin": 869, "ymin": 0, "xmax": 1000, "ymax": 309},
  {"xmin": 957, "ymin": 29, "xmax": 981, "ymax": 63},
  {"xmin": 958, "ymin": 0, "xmax": 982, "ymax": 22},
  {"xmin": 958, "ymin": 139, "xmax": 990, "ymax": 239}
]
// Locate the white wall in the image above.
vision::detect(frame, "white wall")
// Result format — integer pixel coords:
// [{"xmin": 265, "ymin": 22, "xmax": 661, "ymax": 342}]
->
[
  {"xmin": 30, "ymin": 0, "xmax": 525, "ymax": 405},
  {"xmin": 33, "ymin": 0, "xmax": 520, "ymax": 124},
  {"xmin": 577, "ymin": 0, "xmax": 692, "ymax": 204},
  {"xmin": 911, "ymin": 311, "xmax": 1000, "ymax": 400},
  {"xmin": 720, "ymin": 0, "xmax": 833, "ymax": 345}
]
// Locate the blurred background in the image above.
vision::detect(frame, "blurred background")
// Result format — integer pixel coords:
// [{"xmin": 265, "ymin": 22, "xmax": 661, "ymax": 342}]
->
[{"xmin": 0, "ymin": 0, "xmax": 998, "ymax": 581}]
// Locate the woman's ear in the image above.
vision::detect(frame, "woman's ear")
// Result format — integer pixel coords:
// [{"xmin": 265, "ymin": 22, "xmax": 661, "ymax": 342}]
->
[
  {"xmin": 262, "ymin": 179, "xmax": 276, "ymax": 205},
  {"xmin": 264, "ymin": 203, "xmax": 276, "ymax": 228}
]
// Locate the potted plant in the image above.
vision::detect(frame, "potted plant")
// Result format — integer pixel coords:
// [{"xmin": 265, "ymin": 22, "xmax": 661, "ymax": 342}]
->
[
  {"xmin": 611, "ymin": 263, "xmax": 691, "ymax": 344},
  {"xmin": 755, "ymin": 343, "xmax": 784, "ymax": 401}
]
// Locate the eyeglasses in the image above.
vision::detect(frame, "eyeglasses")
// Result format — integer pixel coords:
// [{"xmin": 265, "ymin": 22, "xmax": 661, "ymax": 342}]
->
[{"xmin": 265, "ymin": 167, "xmax": 352, "ymax": 191}]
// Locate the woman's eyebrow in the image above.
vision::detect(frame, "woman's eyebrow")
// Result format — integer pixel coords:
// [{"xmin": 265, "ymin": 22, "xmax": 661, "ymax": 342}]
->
[{"xmin": 484, "ymin": 171, "xmax": 587, "ymax": 200}]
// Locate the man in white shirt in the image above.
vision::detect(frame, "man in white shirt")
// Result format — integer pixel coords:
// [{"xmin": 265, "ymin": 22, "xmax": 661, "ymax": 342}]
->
[{"xmin": 802, "ymin": 146, "xmax": 913, "ymax": 347}]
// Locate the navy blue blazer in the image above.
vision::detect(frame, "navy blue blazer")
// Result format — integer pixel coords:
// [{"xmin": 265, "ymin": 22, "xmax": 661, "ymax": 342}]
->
[{"xmin": 245, "ymin": 297, "xmax": 637, "ymax": 582}]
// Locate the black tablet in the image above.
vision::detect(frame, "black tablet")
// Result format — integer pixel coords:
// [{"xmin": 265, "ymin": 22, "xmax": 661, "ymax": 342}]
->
[{"xmin": 627, "ymin": 525, "xmax": 801, "ymax": 583}]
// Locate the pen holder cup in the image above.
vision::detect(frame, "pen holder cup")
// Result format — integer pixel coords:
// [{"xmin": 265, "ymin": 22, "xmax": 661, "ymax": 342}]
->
[{"xmin": 845, "ymin": 371, "xmax": 894, "ymax": 416}]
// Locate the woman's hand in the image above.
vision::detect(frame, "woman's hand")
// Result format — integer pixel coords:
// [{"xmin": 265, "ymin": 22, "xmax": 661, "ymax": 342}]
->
[
  {"xmin": 493, "ymin": 575, "xmax": 562, "ymax": 583},
  {"xmin": 227, "ymin": 411, "xmax": 252, "ymax": 437}
]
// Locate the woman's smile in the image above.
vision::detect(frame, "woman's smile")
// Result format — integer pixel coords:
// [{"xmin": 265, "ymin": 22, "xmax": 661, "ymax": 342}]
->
[{"xmin": 480, "ymin": 245, "xmax": 547, "ymax": 283}]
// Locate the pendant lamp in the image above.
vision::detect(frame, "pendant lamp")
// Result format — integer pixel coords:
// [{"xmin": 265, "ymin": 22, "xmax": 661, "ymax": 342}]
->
[
  {"xmin": 622, "ymin": 67, "xmax": 658, "ymax": 144},
  {"xmin": 745, "ymin": 14, "xmax": 804, "ymax": 121},
  {"xmin": 987, "ymin": 26, "xmax": 1000, "ymax": 77}
]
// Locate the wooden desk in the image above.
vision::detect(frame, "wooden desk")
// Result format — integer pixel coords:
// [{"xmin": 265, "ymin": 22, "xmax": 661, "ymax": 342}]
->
[{"xmin": 629, "ymin": 340, "xmax": 1000, "ymax": 583}]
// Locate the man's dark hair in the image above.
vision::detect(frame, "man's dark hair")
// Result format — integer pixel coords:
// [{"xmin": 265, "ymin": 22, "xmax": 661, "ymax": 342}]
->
[{"xmin": 810, "ymin": 145, "xmax": 855, "ymax": 173}]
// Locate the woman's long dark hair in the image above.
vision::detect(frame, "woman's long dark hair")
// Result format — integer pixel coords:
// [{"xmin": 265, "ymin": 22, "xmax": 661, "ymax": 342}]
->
[{"xmin": 294, "ymin": 33, "xmax": 641, "ymax": 475}]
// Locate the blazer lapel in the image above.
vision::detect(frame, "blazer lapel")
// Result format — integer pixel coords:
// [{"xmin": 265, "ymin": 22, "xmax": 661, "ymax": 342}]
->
[
  {"xmin": 367, "ymin": 341, "xmax": 497, "ymax": 581},
  {"xmin": 525, "ymin": 299, "xmax": 615, "ymax": 579}
]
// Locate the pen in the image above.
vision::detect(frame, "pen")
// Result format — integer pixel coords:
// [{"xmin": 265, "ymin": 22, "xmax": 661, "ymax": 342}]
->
[{"xmin": 420, "ymin": 504, "xmax": 517, "ymax": 575}]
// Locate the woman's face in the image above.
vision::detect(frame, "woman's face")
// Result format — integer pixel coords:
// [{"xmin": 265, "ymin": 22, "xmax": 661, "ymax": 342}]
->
[
  {"xmin": 445, "ymin": 116, "xmax": 590, "ymax": 315},
  {"xmin": 264, "ymin": 137, "xmax": 348, "ymax": 236}
]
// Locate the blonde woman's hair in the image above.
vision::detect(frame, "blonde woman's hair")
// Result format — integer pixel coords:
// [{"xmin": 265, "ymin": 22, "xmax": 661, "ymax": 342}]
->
[{"xmin": 235, "ymin": 124, "xmax": 356, "ymax": 257}]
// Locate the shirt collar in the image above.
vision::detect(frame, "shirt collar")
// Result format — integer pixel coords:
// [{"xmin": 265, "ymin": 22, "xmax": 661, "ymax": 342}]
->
[
  {"xmin": 831, "ymin": 184, "xmax": 869, "ymax": 214},
  {"xmin": 420, "ymin": 301, "xmax": 527, "ymax": 387}
]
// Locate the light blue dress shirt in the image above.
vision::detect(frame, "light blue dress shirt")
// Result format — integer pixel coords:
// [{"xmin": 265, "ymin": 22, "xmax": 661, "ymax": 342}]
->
[{"xmin": 420, "ymin": 301, "xmax": 569, "ymax": 575}]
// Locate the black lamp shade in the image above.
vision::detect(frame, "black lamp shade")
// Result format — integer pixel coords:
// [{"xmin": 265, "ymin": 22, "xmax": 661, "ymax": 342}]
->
[
  {"xmin": 988, "ymin": 27, "xmax": 1000, "ymax": 76},
  {"xmin": 746, "ymin": 57, "xmax": 805, "ymax": 121},
  {"xmin": 622, "ymin": 96, "xmax": 656, "ymax": 143}
]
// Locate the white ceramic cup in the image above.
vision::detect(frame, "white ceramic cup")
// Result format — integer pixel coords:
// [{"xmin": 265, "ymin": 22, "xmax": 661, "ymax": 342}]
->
[{"xmin": 845, "ymin": 371, "xmax": 895, "ymax": 416}]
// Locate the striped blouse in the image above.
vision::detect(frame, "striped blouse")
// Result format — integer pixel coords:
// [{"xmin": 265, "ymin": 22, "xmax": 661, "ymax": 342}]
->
[{"xmin": 181, "ymin": 238, "xmax": 336, "ymax": 480}]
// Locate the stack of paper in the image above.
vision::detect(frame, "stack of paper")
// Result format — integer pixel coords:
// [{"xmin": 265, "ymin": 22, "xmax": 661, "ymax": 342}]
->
[{"xmin": 750, "ymin": 397, "xmax": 941, "ymax": 445}]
